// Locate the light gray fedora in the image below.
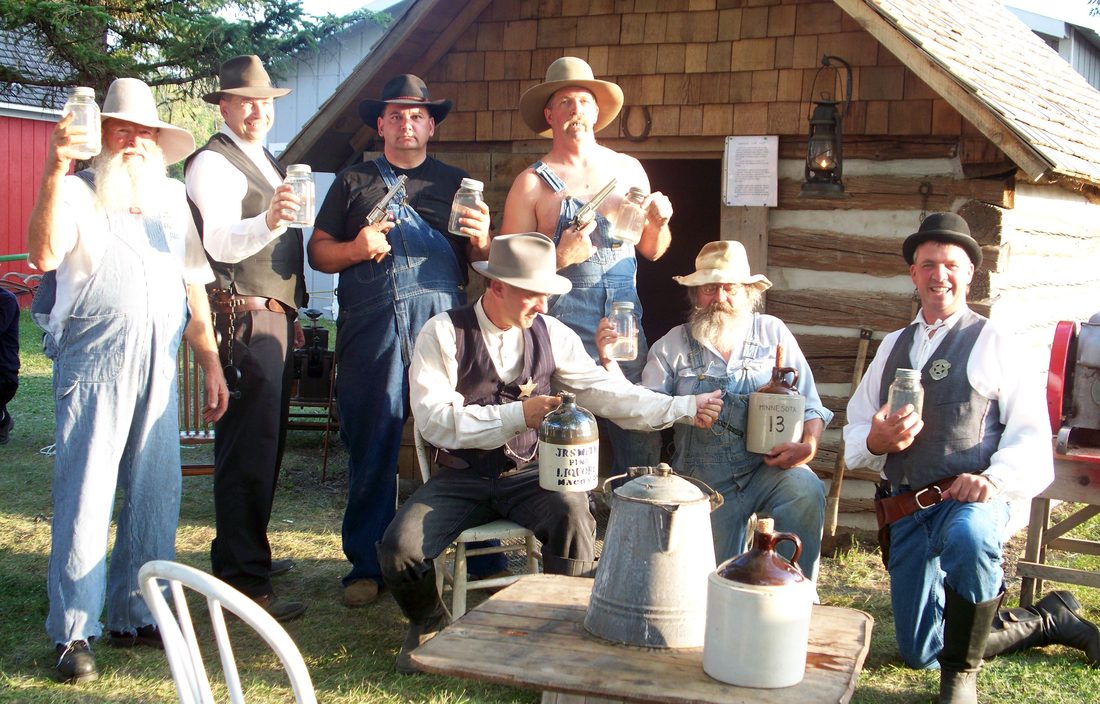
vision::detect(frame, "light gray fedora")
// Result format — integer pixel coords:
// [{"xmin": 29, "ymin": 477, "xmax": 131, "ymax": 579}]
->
[{"xmin": 473, "ymin": 233, "xmax": 572, "ymax": 295}]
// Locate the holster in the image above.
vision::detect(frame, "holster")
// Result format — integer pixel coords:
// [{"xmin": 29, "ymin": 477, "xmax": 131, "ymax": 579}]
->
[{"xmin": 873, "ymin": 476, "xmax": 959, "ymax": 569}]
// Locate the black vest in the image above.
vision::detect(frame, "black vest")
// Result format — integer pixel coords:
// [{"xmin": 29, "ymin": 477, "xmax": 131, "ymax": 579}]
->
[
  {"xmin": 445, "ymin": 304, "xmax": 556, "ymax": 473},
  {"xmin": 186, "ymin": 133, "xmax": 306, "ymax": 309},
  {"xmin": 880, "ymin": 309, "xmax": 1004, "ymax": 490}
]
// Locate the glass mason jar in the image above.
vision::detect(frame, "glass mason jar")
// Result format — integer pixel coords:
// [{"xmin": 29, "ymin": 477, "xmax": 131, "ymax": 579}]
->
[
  {"xmin": 448, "ymin": 177, "xmax": 484, "ymax": 236},
  {"xmin": 609, "ymin": 186, "xmax": 648, "ymax": 246},
  {"xmin": 284, "ymin": 164, "xmax": 315, "ymax": 227},
  {"xmin": 887, "ymin": 368, "xmax": 924, "ymax": 416},
  {"xmin": 63, "ymin": 87, "xmax": 101, "ymax": 159},
  {"xmin": 607, "ymin": 301, "xmax": 638, "ymax": 361}
]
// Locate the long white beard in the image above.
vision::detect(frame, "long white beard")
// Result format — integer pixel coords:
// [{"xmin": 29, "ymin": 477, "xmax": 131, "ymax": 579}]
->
[
  {"xmin": 689, "ymin": 301, "xmax": 749, "ymax": 356},
  {"xmin": 91, "ymin": 148, "xmax": 168, "ymax": 214}
]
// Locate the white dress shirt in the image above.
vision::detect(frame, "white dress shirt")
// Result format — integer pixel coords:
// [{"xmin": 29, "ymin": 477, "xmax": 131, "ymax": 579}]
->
[
  {"xmin": 411, "ymin": 300, "xmax": 697, "ymax": 452},
  {"xmin": 184, "ymin": 126, "xmax": 287, "ymax": 263},
  {"xmin": 843, "ymin": 306, "xmax": 1053, "ymax": 503}
]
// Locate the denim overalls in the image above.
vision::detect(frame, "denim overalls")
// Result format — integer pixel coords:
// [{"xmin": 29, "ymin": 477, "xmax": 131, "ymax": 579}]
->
[
  {"xmin": 533, "ymin": 161, "xmax": 660, "ymax": 471},
  {"xmin": 670, "ymin": 319, "xmax": 824, "ymax": 578},
  {"xmin": 335, "ymin": 158, "xmax": 468, "ymax": 586},
  {"xmin": 46, "ymin": 175, "xmax": 189, "ymax": 645}
]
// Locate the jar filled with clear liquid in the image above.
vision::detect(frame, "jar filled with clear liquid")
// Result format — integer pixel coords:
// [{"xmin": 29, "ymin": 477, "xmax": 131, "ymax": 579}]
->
[
  {"xmin": 63, "ymin": 87, "xmax": 101, "ymax": 159},
  {"xmin": 887, "ymin": 368, "xmax": 924, "ymax": 416},
  {"xmin": 284, "ymin": 164, "xmax": 315, "ymax": 227},
  {"xmin": 609, "ymin": 186, "xmax": 648, "ymax": 246},
  {"xmin": 448, "ymin": 178, "xmax": 483, "ymax": 236},
  {"xmin": 607, "ymin": 301, "xmax": 638, "ymax": 361}
]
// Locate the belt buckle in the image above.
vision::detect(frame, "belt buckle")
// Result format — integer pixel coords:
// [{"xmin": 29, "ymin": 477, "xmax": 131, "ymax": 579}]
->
[{"xmin": 914, "ymin": 485, "xmax": 942, "ymax": 510}]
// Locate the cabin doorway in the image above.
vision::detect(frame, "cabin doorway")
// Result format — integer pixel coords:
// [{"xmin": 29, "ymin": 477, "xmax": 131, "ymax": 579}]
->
[{"xmin": 635, "ymin": 158, "xmax": 722, "ymax": 347}]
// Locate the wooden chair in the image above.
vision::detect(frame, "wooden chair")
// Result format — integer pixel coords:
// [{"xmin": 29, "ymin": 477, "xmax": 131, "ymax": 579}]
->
[
  {"xmin": 178, "ymin": 343, "xmax": 214, "ymax": 476},
  {"xmin": 412, "ymin": 422, "xmax": 540, "ymax": 618},
  {"xmin": 139, "ymin": 560, "xmax": 316, "ymax": 704}
]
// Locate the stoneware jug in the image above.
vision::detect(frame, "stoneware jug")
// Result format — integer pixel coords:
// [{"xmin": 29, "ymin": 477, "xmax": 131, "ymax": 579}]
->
[
  {"xmin": 703, "ymin": 517, "xmax": 814, "ymax": 688},
  {"xmin": 745, "ymin": 344, "xmax": 804, "ymax": 454},
  {"xmin": 584, "ymin": 463, "xmax": 722, "ymax": 648}
]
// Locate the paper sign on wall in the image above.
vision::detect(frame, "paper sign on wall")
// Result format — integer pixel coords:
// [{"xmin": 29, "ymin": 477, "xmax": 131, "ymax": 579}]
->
[{"xmin": 723, "ymin": 136, "xmax": 778, "ymax": 207}]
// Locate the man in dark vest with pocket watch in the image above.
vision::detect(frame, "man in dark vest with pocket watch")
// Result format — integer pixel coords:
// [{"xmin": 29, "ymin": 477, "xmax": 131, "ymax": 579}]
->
[
  {"xmin": 185, "ymin": 55, "xmax": 308, "ymax": 622},
  {"xmin": 844, "ymin": 213, "xmax": 1097, "ymax": 703}
]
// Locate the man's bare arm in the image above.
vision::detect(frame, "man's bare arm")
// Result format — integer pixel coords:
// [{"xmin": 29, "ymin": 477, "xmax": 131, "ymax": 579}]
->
[{"xmin": 27, "ymin": 113, "xmax": 80, "ymax": 271}]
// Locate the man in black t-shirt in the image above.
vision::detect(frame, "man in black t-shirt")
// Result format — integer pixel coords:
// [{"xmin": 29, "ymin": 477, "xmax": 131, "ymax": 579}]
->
[{"xmin": 308, "ymin": 75, "xmax": 493, "ymax": 608}]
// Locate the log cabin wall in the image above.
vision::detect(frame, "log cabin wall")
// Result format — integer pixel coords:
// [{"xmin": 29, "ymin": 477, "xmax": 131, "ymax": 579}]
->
[{"xmin": 392, "ymin": 0, "xmax": 1100, "ymax": 530}]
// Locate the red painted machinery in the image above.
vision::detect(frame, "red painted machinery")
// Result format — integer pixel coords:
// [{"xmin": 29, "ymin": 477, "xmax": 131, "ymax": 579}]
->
[{"xmin": 1048, "ymin": 312, "xmax": 1100, "ymax": 456}]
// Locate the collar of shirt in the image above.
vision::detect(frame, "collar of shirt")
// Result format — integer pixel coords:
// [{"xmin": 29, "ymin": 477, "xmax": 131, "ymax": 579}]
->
[
  {"xmin": 474, "ymin": 299, "xmax": 525, "ymax": 383},
  {"xmin": 909, "ymin": 305, "xmax": 967, "ymax": 369},
  {"xmin": 219, "ymin": 125, "xmax": 282, "ymax": 189}
]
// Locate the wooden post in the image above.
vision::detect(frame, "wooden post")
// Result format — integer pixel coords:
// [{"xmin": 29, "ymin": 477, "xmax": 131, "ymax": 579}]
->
[{"xmin": 720, "ymin": 205, "xmax": 769, "ymax": 301}]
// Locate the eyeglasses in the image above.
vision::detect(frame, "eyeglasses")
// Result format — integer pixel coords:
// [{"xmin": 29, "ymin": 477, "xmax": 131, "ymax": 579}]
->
[{"xmin": 698, "ymin": 283, "xmax": 742, "ymax": 296}]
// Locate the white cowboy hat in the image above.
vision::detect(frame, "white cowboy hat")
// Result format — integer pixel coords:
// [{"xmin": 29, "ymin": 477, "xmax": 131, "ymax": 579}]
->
[
  {"xmin": 472, "ymin": 233, "xmax": 573, "ymax": 296},
  {"xmin": 672, "ymin": 241, "xmax": 773, "ymax": 291},
  {"xmin": 518, "ymin": 56, "xmax": 624, "ymax": 137},
  {"xmin": 100, "ymin": 78, "xmax": 196, "ymax": 165}
]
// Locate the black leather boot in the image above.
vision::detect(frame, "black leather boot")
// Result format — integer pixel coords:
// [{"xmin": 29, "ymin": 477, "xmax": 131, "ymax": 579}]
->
[
  {"xmin": 984, "ymin": 590, "xmax": 1100, "ymax": 666},
  {"xmin": 543, "ymin": 553, "xmax": 598, "ymax": 577},
  {"xmin": 55, "ymin": 640, "xmax": 98, "ymax": 684},
  {"xmin": 938, "ymin": 585, "xmax": 1001, "ymax": 704},
  {"xmin": 387, "ymin": 568, "xmax": 451, "ymax": 675}
]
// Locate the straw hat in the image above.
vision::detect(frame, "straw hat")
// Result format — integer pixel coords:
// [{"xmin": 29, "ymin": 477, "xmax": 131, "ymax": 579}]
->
[
  {"xmin": 672, "ymin": 241, "xmax": 772, "ymax": 291},
  {"xmin": 100, "ymin": 78, "xmax": 196, "ymax": 165},
  {"xmin": 472, "ymin": 233, "xmax": 573, "ymax": 296},
  {"xmin": 902, "ymin": 212, "xmax": 982, "ymax": 268},
  {"xmin": 518, "ymin": 57, "xmax": 624, "ymax": 137},
  {"xmin": 203, "ymin": 55, "xmax": 291, "ymax": 104},
  {"xmin": 358, "ymin": 74, "xmax": 452, "ymax": 126}
]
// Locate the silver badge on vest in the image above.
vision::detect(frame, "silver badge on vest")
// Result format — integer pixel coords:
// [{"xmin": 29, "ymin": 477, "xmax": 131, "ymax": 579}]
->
[{"xmin": 929, "ymin": 359, "xmax": 951, "ymax": 381}]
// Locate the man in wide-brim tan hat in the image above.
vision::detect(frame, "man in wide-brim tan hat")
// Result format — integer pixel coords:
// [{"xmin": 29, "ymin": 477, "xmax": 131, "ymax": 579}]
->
[
  {"xmin": 600, "ymin": 239, "xmax": 830, "ymax": 582},
  {"xmin": 377, "ymin": 232, "xmax": 724, "ymax": 673},
  {"xmin": 501, "ymin": 55, "xmax": 676, "ymax": 479},
  {"xmin": 27, "ymin": 77, "xmax": 228, "ymax": 684}
]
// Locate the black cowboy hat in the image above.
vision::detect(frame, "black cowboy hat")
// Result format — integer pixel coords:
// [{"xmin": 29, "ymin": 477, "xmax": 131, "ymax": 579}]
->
[
  {"xmin": 902, "ymin": 212, "xmax": 982, "ymax": 268},
  {"xmin": 358, "ymin": 74, "xmax": 452, "ymax": 127}
]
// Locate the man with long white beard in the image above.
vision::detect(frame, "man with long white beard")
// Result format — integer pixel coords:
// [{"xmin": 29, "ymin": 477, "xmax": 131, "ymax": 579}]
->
[
  {"xmin": 601, "ymin": 240, "xmax": 829, "ymax": 579},
  {"xmin": 27, "ymin": 77, "xmax": 228, "ymax": 684}
]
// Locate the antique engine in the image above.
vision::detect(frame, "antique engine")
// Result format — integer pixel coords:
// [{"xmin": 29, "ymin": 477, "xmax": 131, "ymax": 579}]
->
[{"xmin": 1048, "ymin": 311, "xmax": 1100, "ymax": 455}]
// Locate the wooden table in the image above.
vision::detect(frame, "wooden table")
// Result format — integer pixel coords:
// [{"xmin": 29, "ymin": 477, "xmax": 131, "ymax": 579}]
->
[
  {"xmin": 412, "ymin": 574, "xmax": 873, "ymax": 704},
  {"xmin": 1017, "ymin": 448, "xmax": 1100, "ymax": 606}
]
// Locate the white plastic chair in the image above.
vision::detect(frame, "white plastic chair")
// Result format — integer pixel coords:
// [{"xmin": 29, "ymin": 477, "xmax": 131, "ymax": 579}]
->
[
  {"xmin": 413, "ymin": 422, "xmax": 540, "ymax": 617},
  {"xmin": 138, "ymin": 560, "xmax": 316, "ymax": 704}
]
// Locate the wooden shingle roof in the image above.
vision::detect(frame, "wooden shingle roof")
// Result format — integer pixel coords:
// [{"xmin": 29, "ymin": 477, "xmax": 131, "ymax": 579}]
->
[{"xmin": 839, "ymin": 0, "xmax": 1100, "ymax": 186}]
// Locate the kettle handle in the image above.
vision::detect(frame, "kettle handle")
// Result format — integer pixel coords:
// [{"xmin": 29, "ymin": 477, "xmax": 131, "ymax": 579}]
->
[
  {"xmin": 769, "ymin": 530, "xmax": 803, "ymax": 567},
  {"xmin": 679, "ymin": 474, "xmax": 724, "ymax": 512},
  {"xmin": 599, "ymin": 471, "xmax": 725, "ymax": 512},
  {"xmin": 599, "ymin": 473, "xmax": 629, "ymax": 506}
]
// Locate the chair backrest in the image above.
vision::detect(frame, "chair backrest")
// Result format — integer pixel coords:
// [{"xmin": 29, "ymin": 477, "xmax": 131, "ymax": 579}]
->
[
  {"xmin": 178, "ymin": 343, "xmax": 214, "ymax": 476},
  {"xmin": 138, "ymin": 560, "xmax": 316, "ymax": 704}
]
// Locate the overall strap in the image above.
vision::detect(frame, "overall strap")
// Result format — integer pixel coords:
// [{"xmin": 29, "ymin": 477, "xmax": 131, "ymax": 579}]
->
[
  {"xmin": 684, "ymin": 326, "xmax": 707, "ymax": 376},
  {"xmin": 532, "ymin": 161, "xmax": 568, "ymax": 194},
  {"xmin": 373, "ymin": 156, "xmax": 408, "ymax": 198}
]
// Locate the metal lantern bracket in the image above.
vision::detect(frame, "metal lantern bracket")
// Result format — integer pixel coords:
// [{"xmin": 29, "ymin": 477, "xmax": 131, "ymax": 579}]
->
[{"xmin": 799, "ymin": 55, "xmax": 853, "ymax": 200}]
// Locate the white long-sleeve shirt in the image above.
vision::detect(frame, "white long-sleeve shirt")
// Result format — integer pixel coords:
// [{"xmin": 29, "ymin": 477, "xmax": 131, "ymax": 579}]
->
[
  {"xmin": 184, "ymin": 126, "xmax": 287, "ymax": 263},
  {"xmin": 843, "ymin": 306, "xmax": 1053, "ymax": 503},
  {"xmin": 410, "ymin": 300, "xmax": 697, "ymax": 452}
]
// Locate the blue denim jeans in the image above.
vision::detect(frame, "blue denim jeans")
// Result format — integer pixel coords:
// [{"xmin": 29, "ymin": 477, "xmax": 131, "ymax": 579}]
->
[
  {"xmin": 46, "ymin": 207, "xmax": 187, "ymax": 645},
  {"xmin": 887, "ymin": 496, "xmax": 1010, "ymax": 669}
]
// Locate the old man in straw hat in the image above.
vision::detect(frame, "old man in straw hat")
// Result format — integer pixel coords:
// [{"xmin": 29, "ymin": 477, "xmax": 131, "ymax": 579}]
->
[
  {"xmin": 377, "ymin": 233, "xmax": 723, "ymax": 673},
  {"xmin": 185, "ymin": 54, "xmax": 308, "ymax": 623},
  {"xmin": 599, "ymin": 241, "xmax": 829, "ymax": 579},
  {"xmin": 27, "ymin": 77, "xmax": 228, "ymax": 683},
  {"xmin": 501, "ymin": 55, "xmax": 674, "ymax": 476}
]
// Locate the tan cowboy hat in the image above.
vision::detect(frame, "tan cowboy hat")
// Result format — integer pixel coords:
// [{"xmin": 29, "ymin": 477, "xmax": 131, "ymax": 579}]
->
[
  {"xmin": 472, "ymin": 233, "xmax": 573, "ymax": 296},
  {"xmin": 673, "ymin": 241, "xmax": 772, "ymax": 292},
  {"xmin": 518, "ymin": 56, "xmax": 624, "ymax": 137},
  {"xmin": 358, "ymin": 74, "xmax": 452, "ymax": 126},
  {"xmin": 100, "ymin": 78, "xmax": 196, "ymax": 165},
  {"xmin": 203, "ymin": 55, "xmax": 291, "ymax": 104}
]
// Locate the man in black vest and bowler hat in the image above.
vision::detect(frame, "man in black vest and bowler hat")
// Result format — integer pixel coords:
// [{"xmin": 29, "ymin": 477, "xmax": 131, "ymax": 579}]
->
[{"xmin": 186, "ymin": 54, "xmax": 308, "ymax": 622}]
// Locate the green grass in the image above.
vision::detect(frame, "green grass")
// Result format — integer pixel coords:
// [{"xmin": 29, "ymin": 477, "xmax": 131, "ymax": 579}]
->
[{"xmin": 2, "ymin": 309, "xmax": 1099, "ymax": 703}]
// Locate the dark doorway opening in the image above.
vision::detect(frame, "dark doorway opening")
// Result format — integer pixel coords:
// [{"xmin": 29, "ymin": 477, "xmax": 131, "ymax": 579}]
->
[{"xmin": 635, "ymin": 158, "xmax": 723, "ymax": 347}]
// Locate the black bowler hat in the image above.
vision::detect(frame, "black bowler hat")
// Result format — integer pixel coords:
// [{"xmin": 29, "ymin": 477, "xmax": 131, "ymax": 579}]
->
[
  {"xmin": 358, "ymin": 74, "xmax": 452, "ymax": 127},
  {"xmin": 902, "ymin": 212, "xmax": 982, "ymax": 268}
]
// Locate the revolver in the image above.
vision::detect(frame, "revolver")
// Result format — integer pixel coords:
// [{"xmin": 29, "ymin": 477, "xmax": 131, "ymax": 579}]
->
[
  {"xmin": 364, "ymin": 174, "xmax": 408, "ymax": 226},
  {"xmin": 568, "ymin": 177, "xmax": 617, "ymax": 231}
]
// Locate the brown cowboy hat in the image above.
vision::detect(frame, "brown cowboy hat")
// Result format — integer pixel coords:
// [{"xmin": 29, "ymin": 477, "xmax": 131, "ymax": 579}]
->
[
  {"xmin": 472, "ymin": 233, "xmax": 572, "ymax": 296},
  {"xmin": 358, "ymin": 74, "xmax": 452, "ymax": 126},
  {"xmin": 518, "ymin": 56, "xmax": 624, "ymax": 137},
  {"xmin": 902, "ymin": 212, "xmax": 982, "ymax": 268},
  {"xmin": 100, "ymin": 78, "xmax": 196, "ymax": 165},
  {"xmin": 203, "ymin": 55, "xmax": 291, "ymax": 104}
]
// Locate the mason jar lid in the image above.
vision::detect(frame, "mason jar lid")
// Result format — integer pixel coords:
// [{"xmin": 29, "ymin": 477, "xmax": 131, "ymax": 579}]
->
[
  {"xmin": 626, "ymin": 186, "xmax": 648, "ymax": 199},
  {"xmin": 611, "ymin": 301, "xmax": 634, "ymax": 311},
  {"xmin": 895, "ymin": 368, "xmax": 921, "ymax": 381},
  {"xmin": 69, "ymin": 86, "xmax": 95, "ymax": 99},
  {"xmin": 460, "ymin": 177, "xmax": 484, "ymax": 191},
  {"xmin": 287, "ymin": 163, "xmax": 312, "ymax": 174}
]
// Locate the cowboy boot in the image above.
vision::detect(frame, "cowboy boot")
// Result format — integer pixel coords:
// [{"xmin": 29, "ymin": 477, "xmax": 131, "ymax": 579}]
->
[
  {"xmin": 938, "ymin": 585, "xmax": 1001, "ymax": 704},
  {"xmin": 387, "ymin": 568, "xmax": 451, "ymax": 675},
  {"xmin": 985, "ymin": 590, "xmax": 1100, "ymax": 666},
  {"xmin": 543, "ymin": 553, "xmax": 598, "ymax": 578}
]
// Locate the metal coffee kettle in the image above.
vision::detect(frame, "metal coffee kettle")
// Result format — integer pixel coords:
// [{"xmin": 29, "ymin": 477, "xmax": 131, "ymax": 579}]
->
[{"xmin": 584, "ymin": 463, "xmax": 723, "ymax": 648}]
